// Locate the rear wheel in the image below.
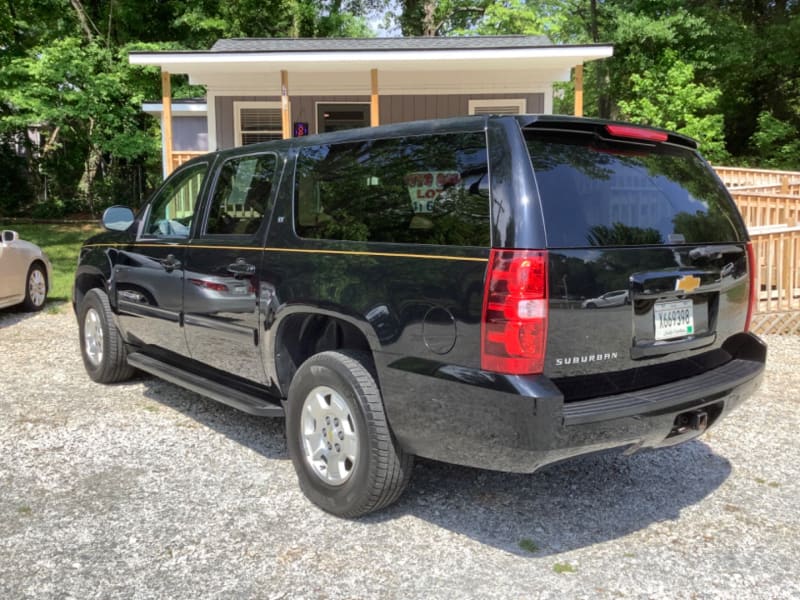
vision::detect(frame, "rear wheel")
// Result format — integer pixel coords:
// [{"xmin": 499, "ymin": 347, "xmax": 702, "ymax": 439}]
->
[
  {"xmin": 78, "ymin": 288, "xmax": 135, "ymax": 383},
  {"xmin": 286, "ymin": 350, "xmax": 413, "ymax": 517},
  {"xmin": 21, "ymin": 263, "xmax": 47, "ymax": 311}
]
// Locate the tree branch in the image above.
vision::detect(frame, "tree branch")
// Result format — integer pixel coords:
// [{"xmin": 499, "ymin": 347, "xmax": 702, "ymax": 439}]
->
[
  {"xmin": 69, "ymin": 0, "xmax": 99, "ymax": 42},
  {"xmin": 433, "ymin": 6, "xmax": 486, "ymax": 36}
]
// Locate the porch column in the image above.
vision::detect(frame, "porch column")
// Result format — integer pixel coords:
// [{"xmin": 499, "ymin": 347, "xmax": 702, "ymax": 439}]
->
[
  {"xmin": 281, "ymin": 70, "xmax": 291, "ymax": 139},
  {"xmin": 161, "ymin": 70, "xmax": 174, "ymax": 175},
  {"xmin": 574, "ymin": 64, "xmax": 584, "ymax": 117},
  {"xmin": 370, "ymin": 68, "xmax": 380, "ymax": 127}
]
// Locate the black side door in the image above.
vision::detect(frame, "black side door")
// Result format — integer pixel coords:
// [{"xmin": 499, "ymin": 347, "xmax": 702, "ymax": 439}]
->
[
  {"xmin": 116, "ymin": 161, "xmax": 210, "ymax": 357},
  {"xmin": 183, "ymin": 151, "xmax": 282, "ymax": 385}
]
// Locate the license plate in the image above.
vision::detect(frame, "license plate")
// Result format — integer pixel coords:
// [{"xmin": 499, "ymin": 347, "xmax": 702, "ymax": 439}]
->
[{"xmin": 654, "ymin": 299, "xmax": 694, "ymax": 340}]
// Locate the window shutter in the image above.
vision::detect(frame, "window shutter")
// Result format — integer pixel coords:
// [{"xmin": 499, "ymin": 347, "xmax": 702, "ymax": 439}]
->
[
  {"xmin": 471, "ymin": 105, "xmax": 522, "ymax": 115},
  {"xmin": 236, "ymin": 104, "xmax": 283, "ymax": 145}
]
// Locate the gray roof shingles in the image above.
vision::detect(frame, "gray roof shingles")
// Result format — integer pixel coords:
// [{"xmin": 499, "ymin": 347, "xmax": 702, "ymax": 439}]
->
[{"xmin": 209, "ymin": 36, "xmax": 556, "ymax": 53}]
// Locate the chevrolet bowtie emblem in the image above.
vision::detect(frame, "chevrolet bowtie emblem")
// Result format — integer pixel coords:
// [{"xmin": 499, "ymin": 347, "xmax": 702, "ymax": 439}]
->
[{"xmin": 676, "ymin": 274, "xmax": 701, "ymax": 293}]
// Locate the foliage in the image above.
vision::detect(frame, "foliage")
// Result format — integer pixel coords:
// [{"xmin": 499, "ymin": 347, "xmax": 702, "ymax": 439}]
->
[
  {"xmin": 0, "ymin": 0, "xmax": 374, "ymax": 219},
  {"xmin": 750, "ymin": 111, "xmax": 800, "ymax": 169},
  {"xmin": 0, "ymin": 142, "xmax": 31, "ymax": 215},
  {"xmin": 471, "ymin": 0, "xmax": 799, "ymax": 168},
  {"xmin": 616, "ymin": 54, "xmax": 729, "ymax": 162}
]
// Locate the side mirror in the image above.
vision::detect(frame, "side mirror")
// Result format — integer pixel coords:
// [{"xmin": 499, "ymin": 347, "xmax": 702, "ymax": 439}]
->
[
  {"xmin": 1, "ymin": 230, "xmax": 19, "ymax": 243},
  {"xmin": 102, "ymin": 206, "xmax": 135, "ymax": 232}
]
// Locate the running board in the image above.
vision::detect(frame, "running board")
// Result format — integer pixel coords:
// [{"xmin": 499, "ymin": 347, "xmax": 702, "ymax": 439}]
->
[{"xmin": 127, "ymin": 352, "xmax": 284, "ymax": 417}]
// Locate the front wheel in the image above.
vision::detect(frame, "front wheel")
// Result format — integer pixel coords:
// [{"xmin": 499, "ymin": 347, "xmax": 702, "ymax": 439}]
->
[
  {"xmin": 21, "ymin": 263, "xmax": 47, "ymax": 311},
  {"xmin": 286, "ymin": 351, "xmax": 413, "ymax": 517},
  {"xmin": 78, "ymin": 288, "xmax": 136, "ymax": 383}
]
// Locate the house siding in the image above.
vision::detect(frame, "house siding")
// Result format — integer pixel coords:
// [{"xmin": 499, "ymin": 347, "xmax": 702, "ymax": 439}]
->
[{"xmin": 215, "ymin": 92, "xmax": 545, "ymax": 150}]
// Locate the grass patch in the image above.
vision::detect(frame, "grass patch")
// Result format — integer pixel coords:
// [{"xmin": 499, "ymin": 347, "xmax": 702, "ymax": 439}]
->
[
  {"xmin": 0, "ymin": 223, "xmax": 101, "ymax": 302},
  {"xmin": 755, "ymin": 477, "xmax": 782, "ymax": 488},
  {"xmin": 553, "ymin": 562, "xmax": 576, "ymax": 574},
  {"xmin": 18, "ymin": 505, "xmax": 32, "ymax": 516},
  {"xmin": 518, "ymin": 538, "xmax": 539, "ymax": 553}
]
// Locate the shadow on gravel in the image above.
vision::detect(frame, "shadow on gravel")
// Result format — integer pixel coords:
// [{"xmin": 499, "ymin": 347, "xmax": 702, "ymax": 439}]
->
[
  {"xmin": 138, "ymin": 376, "xmax": 288, "ymax": 460},
  {"xmin": 137, "ymin": 374, "xmax": 730, "ymax": 557},
  {"xmin": 0, "ymin": 306, "xmax": 45, "ymax": 328},
  {"xmin": 371, "ymin": 441, "xmax": 731, "ymax": 556}
]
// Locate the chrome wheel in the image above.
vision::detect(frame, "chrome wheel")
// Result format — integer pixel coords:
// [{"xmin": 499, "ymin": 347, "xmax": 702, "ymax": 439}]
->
[
  {"xmin": 83, "ymin": 307, "xmax": 104, "ymax": 367},
  {"xmin": 300, "ymin": 385, "xmax": 359, "ymax": 486},
  {"xmin": 28, "ymin": 268, "xmax": 46, "ymax": 307}
]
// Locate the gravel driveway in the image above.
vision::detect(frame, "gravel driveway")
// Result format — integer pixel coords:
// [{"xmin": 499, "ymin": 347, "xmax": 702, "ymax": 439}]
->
[{"xmin": 1, "ymin": 307, "xmax": 798, "ymax": 599}]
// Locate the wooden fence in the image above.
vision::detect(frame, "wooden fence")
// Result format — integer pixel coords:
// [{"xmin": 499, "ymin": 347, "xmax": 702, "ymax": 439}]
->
[
  {"xmin": 714, "ymin": 166, "xmax": 800, "ymax": 191},
  {"xmin": 170, "ymin": 151, "xmax": 207, "ymax": 173},
  {"xmin": 714, "ymin": 166, "xmax": 800, "ymax": 333}
]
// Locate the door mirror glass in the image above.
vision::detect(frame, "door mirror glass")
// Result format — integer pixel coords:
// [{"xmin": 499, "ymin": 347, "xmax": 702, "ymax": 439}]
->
[{"xmin": 102, "ymin": 206, "xmax": 136, "ymax": 232}]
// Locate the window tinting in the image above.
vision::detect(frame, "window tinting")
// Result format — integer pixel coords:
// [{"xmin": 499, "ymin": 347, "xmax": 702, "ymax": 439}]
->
[
  {"xmin": 205, "ymin": 154, "xmax": 277, "ymax": 236},
  {"xmin": 143, "ymin": 162, "xmax": 208, "ymax": 239},
  {"xmin": 524, "ymin": 131, "xmax": 744, "ymax": 247},
  {"xmin": 295, "ymin": 132, "xmax": 490, "ymax": 246}
]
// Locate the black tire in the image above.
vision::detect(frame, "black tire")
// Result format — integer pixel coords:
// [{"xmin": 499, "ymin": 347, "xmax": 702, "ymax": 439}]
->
[
  {"xmin": 586, "ymin": 302, "xmax": 597, "ymax": 309},
  {"xmin": 78, "ymin": 288, "xmax": 136, "ymax": 383},
  {"xmin": 286, "ymin": 350, "xmax": 414, "ymax": 517},
  {"xmin": 21, "ymin": 262, "xmax": 47, "ymax": 312}
]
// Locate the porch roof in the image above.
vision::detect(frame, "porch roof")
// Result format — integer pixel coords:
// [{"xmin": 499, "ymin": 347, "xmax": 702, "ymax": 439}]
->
[{"xmin": 129, "ymin": 35, "xmax": 613, "ymax": 77}]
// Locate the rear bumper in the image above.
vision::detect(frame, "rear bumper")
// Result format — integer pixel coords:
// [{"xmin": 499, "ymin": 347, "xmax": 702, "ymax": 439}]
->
[{"xmin": 380, "ymin": 333, "xmax": 766, "ymax": 473}]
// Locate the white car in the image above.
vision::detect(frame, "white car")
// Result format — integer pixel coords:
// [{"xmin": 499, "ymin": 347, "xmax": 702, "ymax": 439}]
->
[
  {"xmin": 0, "ymin": 230, "xmax": 52, "ymax": 311},
  {"xmin": 581, "ymin": 289, "xmax": 630, "ymax": 309}
]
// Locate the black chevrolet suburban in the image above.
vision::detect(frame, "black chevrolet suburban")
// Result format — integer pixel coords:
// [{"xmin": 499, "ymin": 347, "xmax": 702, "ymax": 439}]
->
[{"xmin": 74, "ymin": 115, "xmax": 766, "ymax": 517}]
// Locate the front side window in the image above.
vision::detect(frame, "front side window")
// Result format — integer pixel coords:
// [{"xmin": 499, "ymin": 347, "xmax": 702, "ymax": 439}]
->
[
  {"xmin": 142, "ymin": 162, "xmax": 208, "ymax": 239},
  {"xmin": 294, "ymin": 132, "xmax": 490, "ymax": 247},
  {"xmin": 204, "ymin": 154, "xmax": 277, "ymax": 236}
]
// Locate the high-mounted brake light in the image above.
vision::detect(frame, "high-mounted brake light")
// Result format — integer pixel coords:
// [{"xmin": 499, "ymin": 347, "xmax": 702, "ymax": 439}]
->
[
  {"xmin": 605, "ymin": 124, "xmax": 668, "ymax": 143},
  {"xmin": 745, "ymin": 242, "xmax": 757, "ymax": 332},
  {"xmin": 481, "ymin": 249, "xmax": 548, "ymax": 375}
]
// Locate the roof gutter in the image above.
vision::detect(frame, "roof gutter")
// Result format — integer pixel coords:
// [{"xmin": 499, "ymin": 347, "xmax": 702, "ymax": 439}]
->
[{"xmin": 129, "ymin": 46, "xmax": 614, "ymax": 67}]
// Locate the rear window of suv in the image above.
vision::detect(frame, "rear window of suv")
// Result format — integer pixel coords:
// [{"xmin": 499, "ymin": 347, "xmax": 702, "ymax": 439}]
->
[{"xmin": 524, "ymin": 130, "xmax": 745, "ymax": 247}]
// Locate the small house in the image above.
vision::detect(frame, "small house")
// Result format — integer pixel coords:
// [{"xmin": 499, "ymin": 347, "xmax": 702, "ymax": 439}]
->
[{"xmin": 130, "ymin": 36, "xmax": 613, "ymax": 175}]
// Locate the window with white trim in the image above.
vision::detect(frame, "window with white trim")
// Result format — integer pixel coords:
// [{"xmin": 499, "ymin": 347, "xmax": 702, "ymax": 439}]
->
[
  {"xmin": 234, "ymin": 101, "xmax": 284, "ymax": 146},
  {"xmin": 468, "ymin": 98, "xmax": 527, "ymax": 116}
]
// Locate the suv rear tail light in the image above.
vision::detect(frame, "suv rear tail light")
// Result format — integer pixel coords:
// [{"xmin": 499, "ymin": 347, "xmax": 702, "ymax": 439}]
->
[
  {"xmin": 605, "ymin": 124, "xmax": 668, "ymax": 143},
  {"xmin": 481, "ymin": 249, "xmax": 548, "ymax": 374},
  {"xmin": 745, "ymin": 241, "xmax": 757, "ymax": 332}
]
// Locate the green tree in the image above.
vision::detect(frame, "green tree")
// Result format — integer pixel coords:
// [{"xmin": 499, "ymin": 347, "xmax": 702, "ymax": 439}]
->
[{"xmin": 617, "ymin": 53, "xmax": 728, "ymax": 162}]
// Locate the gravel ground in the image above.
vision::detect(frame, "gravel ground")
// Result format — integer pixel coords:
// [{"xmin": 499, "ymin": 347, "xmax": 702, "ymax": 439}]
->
[{"xmin": 1, "ymin": 306, "xmax": 798, "ymax": 599}]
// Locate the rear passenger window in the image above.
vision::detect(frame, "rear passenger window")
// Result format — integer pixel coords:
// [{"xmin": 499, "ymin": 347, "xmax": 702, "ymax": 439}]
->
[
  {"xmin": 294, "ymin": 132, "xmax": 490, "ymax": 246},
  {"xmin": 205, "ymin": 154, "xmax": 277, "ymax": 236},
  {"xmin": 525, "ymin": 131, "xmax": 744, "ymax": 247}
]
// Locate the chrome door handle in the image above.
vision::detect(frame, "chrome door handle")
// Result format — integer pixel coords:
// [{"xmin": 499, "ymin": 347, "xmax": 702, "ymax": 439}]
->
[
  {"xmin": 227, "ymin": 259, "xmax": 256, "ymax": 276},
  {"xmin": 160, "ymin": 254, "xmax": 182, "ymax": 272}
]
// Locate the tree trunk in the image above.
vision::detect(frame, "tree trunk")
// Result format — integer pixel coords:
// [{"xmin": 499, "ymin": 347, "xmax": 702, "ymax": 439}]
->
[
  {"xmin": 422, "ymin": 0, "xmax": 436, "ymax": 36},
  {"xmin": 588, "ymin": 0, "xmax": 612, "ymax": 119},
  {"xmin": 70, "ymin": 0, "xmax": 95, "ymax": 41}
]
